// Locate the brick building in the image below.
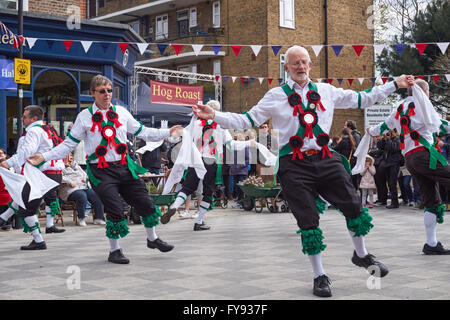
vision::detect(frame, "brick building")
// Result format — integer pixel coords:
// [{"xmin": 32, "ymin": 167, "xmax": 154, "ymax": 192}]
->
[{"xmin": 91, "ymin": 0, "xmax": 375, "ymax": 137}]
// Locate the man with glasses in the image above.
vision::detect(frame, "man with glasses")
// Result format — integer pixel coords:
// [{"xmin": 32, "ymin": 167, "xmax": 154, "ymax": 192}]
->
[
  {"xmin": 28, "ymin": 74, "xmax": 182, "ymax": 264},
  {"xmin": 193, "ymin": 45, "xmax": 415, "ymax": 297}
]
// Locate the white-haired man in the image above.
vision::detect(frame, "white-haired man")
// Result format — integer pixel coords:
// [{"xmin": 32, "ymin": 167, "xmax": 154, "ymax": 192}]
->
[
  {"xmin": 367, "ymin": 79, "xmax": 450, "ymax": 255},
  {"xmin": 161, "ymin": 100, "xmax": 252, "ymax": 231},
  {"xmin": 193, "ymin": 45, "xmax": 415, "ymax": 297}
]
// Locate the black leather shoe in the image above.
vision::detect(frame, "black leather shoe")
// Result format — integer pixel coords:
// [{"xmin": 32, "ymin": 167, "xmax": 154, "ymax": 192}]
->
[
  {"xmin": 147, "ymin": 238, "xmax": 174, "ymax": 252},
  {"xmin": 194, "ymin": 222, "xmax": 210, "ymax": 231},
  {"xmin": 422, "ymin": 242, "xmax": 450, "ymax": 255},
  {"xmin": 351, "ymin": 251, "xmax": 389, "ymax": 277},
  {"xmin": 160, "ymin": 208, "xmax": 177, "ymax": 225},
  {"xmin": 108, "ymin": 249, "xmax": 130, "ymax": 264},
  {"xmin": 313, "ymin": 275, "xmax": 332, "ymax": 297},
  {"xmin": 0, "ymin": 217, "xmax": 7, "ymax": 227},
  {"xmin": 45, "ymin": 225, "xmax": 66, "ymax": 233},
  {"xmin": 20, "ymin": 240, "xmax": 47, "ymax": 250}
]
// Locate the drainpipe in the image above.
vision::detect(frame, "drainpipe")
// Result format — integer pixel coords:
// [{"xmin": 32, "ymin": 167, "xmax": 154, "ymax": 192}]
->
[
  {"xmin": 17, "ymin": 0, "xmax": 24, "ymax": 136},
  {"xmin": 323, "ymin": 0, "xmax": 328, "ymax": 80}
]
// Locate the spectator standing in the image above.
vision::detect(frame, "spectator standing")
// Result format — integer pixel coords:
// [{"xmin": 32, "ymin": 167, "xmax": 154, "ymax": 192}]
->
[
  {"xmin": 359, "ymin": 155, "xmax": 376, "ymax": 208},
  {"xmin": 398, "ymin": 165, "xmax": 414, "ymax": 206}
]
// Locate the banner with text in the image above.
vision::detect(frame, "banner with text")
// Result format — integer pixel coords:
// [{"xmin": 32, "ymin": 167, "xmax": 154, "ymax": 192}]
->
[
  {"xmin": 364, "ymin": 104, "xmax": 394, "ymax": 131},
  {"xmin": 0, "ymin": 59, "xmax": 17, "ymax": 89},
  {"xmin": 150, "ymin": 80, "xmax": 203, "ymax": 106}
]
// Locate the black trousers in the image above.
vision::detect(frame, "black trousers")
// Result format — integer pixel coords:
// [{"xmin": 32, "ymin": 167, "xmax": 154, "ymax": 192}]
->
[
  {"xmin": 278, "ymin": 152, "xmax": 362, "ymax": 230},
  {"xmin": 91, "ymin": 163, "xmax": 155, "ymax": 223},
  {"xmin": 17, "ymin": 173, "xmax": 62, "ymax": 218},
  {"xmin": 405, "ymin": 149, "xmax": 450, "ymax": 208},
  {"xmin": 181, "ymin": 159, "xmax": 217, "ymax": 205},
  {"xmin": 377, "ymin": 164, "xmax": 400, "ymax": 204}
]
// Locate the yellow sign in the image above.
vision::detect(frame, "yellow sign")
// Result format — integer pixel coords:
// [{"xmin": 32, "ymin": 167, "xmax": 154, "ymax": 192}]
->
[{"xmin": 14, "ymin": 58, "xmax": 31, "ymax": 84}]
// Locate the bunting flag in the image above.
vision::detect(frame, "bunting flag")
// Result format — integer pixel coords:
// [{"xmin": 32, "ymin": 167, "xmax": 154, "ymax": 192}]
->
[
  {"xmin": 26, "ymin": 37, "xmax": 37, "ymax": 49},
  {"xmin": 446, "ymin": 74, "xmax": 450, "ymax": 82},
  {"xmin": 337, "ymin": 78, "xmax": 343, "ymax": 85},
  {"xmin": 373, "ymin": 44, "xmax": 385, "ymax": 56},
  {"xmin": 371, "ymin": 77, "xmax": 376, "ymax": 85},
  {"xmin": 101, "ymin": 43, "xmax": 109, "ymax": 53},
  {"xmin": 271, "ymin": 45, "xmax": 282, "ymax": 56},
  {"xmin": 352, "ymin": 45, "xmax": 365, "ymax": 57},
  {"xmin": 268, "ymin": 78, "xmax": 273, "ymax": 85},
  {"xmin": 240, "ymin": 77, "xmax": 246, "ymax": 84},
  {"xmin": 118, "ymin": 42, "xmax": 129, "ymax": 54},
  {"xmin": 394, "ymin": 44, "xmax": 407, "ymax": 56},
  {"xmin": 231, "ymin": 45, "xmax": 243, "ymax": 56},
  {"xmin": 63, "ymin": 40, "xmax": 73, "ymax": 52},
  {"xmin": 311, "ymin": 45, "xmax": 323, "ymax": 57},
  {"xmin": 12, "ymin": 35, "xmax": 23, "ymax": 49},
  {"xmin": 358, "ymin": 78, "xmax": 365, "ymax": 85},
  {"xmin": 231, "ymin": 76, "xmax": 237, "ymax": 83},
  {"xmin": 81, "ymin": 40, "xmax": 92, "ymax": 53},
  {"xmin": 46, "ymin": 40, "xmax": 54, "ymax": 50},
  {"xmin": 250, "ymin": 45, "xmax": 262, "ymax": 56},
  {"xmin": 250, "ymin": 77, "xmax": 254, "ymax": 83},
  {"xmin": 191, "ymin": 44, "xmax": 203, "ymax": 56},
  {"xmin": 415, "ymin": 43, "xmax": 428, "ymax": 55},
  {"xmin": 416, "ymin": 75, "xmax": 424, "ymax": 79},
  {"xmin": 157, "ymin": 43, "xmax": 168, "ymax": 55},
  {"xmin": 327, "ymin": 79, "xmax": 333, "ymax": 84},
  {"xmin": 136, "ymin": 42, "xmax": 149, "ymax": 55},
  {"xmin": 432, "ymin": 75, "xmax": 440, "ymax": 83},
  {"xmin": 348, "ymin": 78, "xmax": 354, "ymax": 86},
  {"xmin": 278, "ymin": 78, "xmax": 283, "ymax": 85},
  {"xmin": 437, "ymin": 42, "xmax": 449, "ymax": 54},
  {"xmin": 223, "ymin": 76, "xmax": 228, "ymax": 82},
  {"xmin": 215, "ymin": 75, "xmax": 220, "ymax": 82},
  {"xmin": 331, "ymin": 45, "xmax": 343, "ymax": 57},
  {"xmin": 172, "ymin": 44, "xmax": 184, "ymax": 56},
  {"xmin": 211, "ymin": 45, "xmax": 222, "ymax": 55},
  {"xmin": 258, "ymin": 77, "xmax": 264, "ymax": 85},
  {"xmin": 381, "ymin": 77, "xmax": 388, "ymax": 84}
]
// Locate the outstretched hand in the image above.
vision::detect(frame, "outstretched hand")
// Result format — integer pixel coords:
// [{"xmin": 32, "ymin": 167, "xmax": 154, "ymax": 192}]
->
[
  {"xmin": 395, "ymin": 74, "xmax": 415, "ymax": 88},
  {"xmin": 27, "ymin": 154, "xmax": 44, "ymax": 166},
  {"xmin": 192, "ymin": 104, "xmax": 215, "ymax": 120}
]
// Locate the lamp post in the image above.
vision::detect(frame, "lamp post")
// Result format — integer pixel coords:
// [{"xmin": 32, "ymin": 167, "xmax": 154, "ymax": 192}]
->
[{"xmin": 17, "ymin": 0, "xmax": 23, "ymax": 136}]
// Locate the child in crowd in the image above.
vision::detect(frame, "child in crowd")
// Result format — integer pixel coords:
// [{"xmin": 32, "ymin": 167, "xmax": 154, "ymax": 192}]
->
[{"xmin": 360, "ymin": 155, "xmax": 376, "ymax": 208}]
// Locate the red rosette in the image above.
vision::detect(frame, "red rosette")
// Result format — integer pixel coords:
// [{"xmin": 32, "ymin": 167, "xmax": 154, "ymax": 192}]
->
[
  {"xmin": 316, "ymin": 133, "xmax": 332, "ymax": 159},
  {"xmin": 95, "ymin": 145, "xmax": 108, "ymax": 168},
  {"xmin": 200, "ymin": 119, "xmax": 217, "ymax": 129},
  {"xmin": 409, "ymin": 130, "xmax": 420, "ymax": 147},
  {"xmin": 306, "ymin": 90, "xmax": 325, "ymax": 112},
  {"xmin": 288, "ymin": 92, "xmax": 303, "ymax": 116},
  {"xmin": 115, "ymin": 143, "xmax": 128, "ymax": 165},
  {"xmin": 106, "ymin": 110, "xmax": 122, "ymax": 128},
  {"xmin": 91, "ymin": 112, "xmax": 103, "ymax": 132},
  {"xmin": 101, "ymin": 126, "xmax": 117, "ymax": 148},
  {"xmin": 300, "ymin": 111, "xmax": 318, "ymax": 139},
  {"xmin": 289, "ymin": 136, "xmax": 304, "ymax": 161},
  {"xmin": 395, "ymin": 104, "xmax": 403, "ymax": 120},
  {"xmin": 399, "ymin": 116, "xmax": 410, "ymax": 135},
  {"xmin": 407, "ymin": 102, "xmax": 416, "ymax": 116},
  {"xmin": 208, "ymin": 140, "xmax": 217, "ymax": 155}
]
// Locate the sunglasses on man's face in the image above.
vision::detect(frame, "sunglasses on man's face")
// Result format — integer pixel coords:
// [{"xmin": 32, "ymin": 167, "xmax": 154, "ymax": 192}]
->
[{"xmin": 94, "ymin": 89, "xmax": 113, "ymax": 94}]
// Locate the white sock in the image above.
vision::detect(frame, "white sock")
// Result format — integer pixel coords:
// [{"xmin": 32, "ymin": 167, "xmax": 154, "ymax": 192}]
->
[
  {"xmin": 196, "ymin": 201, "xmax": 210, "ymax": 224},
  {"xmin": 349, "ymin": 231, "xmax": 369, "ymax": 258},
  {"xmin": 46, "ymin": 214, "xmax": 54, "ymax": 228},
  {"xmin": 0, "ymin": 208, "xmax": 15, "ymax": 221},
  {"xmin": 171, "ymin": 192, "xmax": 187, "ymax": 210},
  {"xmin": 424, "ymin": 211, "xmax": 438, "ymax": 247},
  {"xmin": 109, "ymin": 239, "xmax": 120, "ymax": 252},
  {"xmin": 308, "ymin": 253, "xmax": 326, "ymax": 278},
  {"xmin": 146, "ymin": 226, "xmax": 158, "ymax": 241},
  {"xmin": 24, "ymin": 216, "xmax": 44, "ymax": 243}
]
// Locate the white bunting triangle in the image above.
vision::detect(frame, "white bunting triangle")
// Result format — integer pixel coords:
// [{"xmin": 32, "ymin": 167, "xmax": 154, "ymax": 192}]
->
[
  {"xmin": 373, "ymin": 44, "xmax": 386, "ymax": 56},
  {"xmin": 26, "ymin": 37, "xmax": 37, "ymax": 49},
  {"xmin": 358, "ymin": 78, "xmax": 365, "ymax": 85},
  {"xmin": 437, "ymin": 42, "xmax": 449, "ymax": 54},
  {"xmin": 191, "ymin": 44, "xmax": 204, "ymax": 56},
  {"xmin": 250, "ymin": 45, "xmax": 262, "ymax": 57},
  {"xmin": 445, "ymin": 74, "xmax": 450, "ymax": 82},
  {"xmin": 316, "ymin": 78, "xmax": 322, "ymax": 83},
  {"xmin": 136, "ymin": 43, "xmax": 149, "ymax": 55},
  {"xmin": 81, "ymin": 41, "xmax": 93, "ymax": 53},
  {"xmin": 311, "ymin": 45, "xmax": 323, "ymax": 57},
  {"xmin": 231, "ymin": 76, "xmax": 237, "ymax": 83},
  {"xmin": 258, "ymin": 77, "xmax": 264, "ymax": 85}
]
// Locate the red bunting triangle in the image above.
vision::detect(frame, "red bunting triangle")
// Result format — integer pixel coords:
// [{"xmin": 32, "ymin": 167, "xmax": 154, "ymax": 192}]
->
[
  {"xmin": 12, "ymin": 35, "xmax": 23, "ymax": 49},
  {"xmin": 327, "ymin": 79, "xmax": 333, "ymax": 84},
  {"xmin": 172, "ymin": 44, "xmax": 184, "ymax": 56},
  {"xmin": 63, "ymin": 40, "xmax": 73, "ymax": 52},
  {"xmin": 215, "ymin": 75, "xmax": 220, "ymax": 82},
  {"xmin": 347, "ymin": 78, "xmax": 354, "ymax": 86},
  {"xmin": 352, "ymin": 45, "xmax": 365, "ymax": 57},
  {"xmin": 268, "ymin": 78, "xmax": 273, "ymax": 85},
  {"xmin": 231, "ymin": 45, "xmax": 243, "ymax": 56},
  {"xmin": 415, "ymin": 43, "xmax": 428, "ymax": 55},
  {"xmin": 381, "ymin": 77, "xmax": 388, "ymax": 84},
  {"xmin": 118, "ymin": 43, "xmax": 129, "ymax": 54},
  {"xmin": 241, "ymin": 77, "xmax": 246, "ymax": 84},
  {"xmin": 432, "ymin": 75, "xmax": 440, "ymax": 83},
  {"xmin": 416, "ymin": 75, "xmax": 424, "ymax": 79}
]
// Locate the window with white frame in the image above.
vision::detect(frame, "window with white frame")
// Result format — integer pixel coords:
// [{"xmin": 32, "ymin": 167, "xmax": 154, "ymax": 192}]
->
[
  {"xmin": 189, "ymin": 7, "xmax": 197, "ymax": 28},
  {"xmin": 178, "ymin": 65, "xmax": 198, "ymax": 84},
  {"xmin": 212, "ymin": 1, "xmax": 220, "ymax": 28},
  {"xmin": 155, "ymin": 14, "xmax": 168, "ymax": 40},
  {"xmin": 279, "ymin": 0, "xmax": 295, "ymax": 29},
  {"xmin": 0, "ymin": 0, "xmax": 28, "ymax": 10},
  {"xmin": 213, "ymin": 60, "xmax": 221, "ymax": 76}
]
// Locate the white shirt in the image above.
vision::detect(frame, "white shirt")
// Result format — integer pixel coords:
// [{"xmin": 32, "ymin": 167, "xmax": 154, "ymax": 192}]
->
[
  {"xmin": 7, "ymin": 120, "xmax": 65, "ymax": 172},
  {"xmin": 214, "ymin": 77, "xmax": 396, "ymax": 152},
  {"xmin": 43, "ymin": 103, "xmax": 170, "ymax": 164}
]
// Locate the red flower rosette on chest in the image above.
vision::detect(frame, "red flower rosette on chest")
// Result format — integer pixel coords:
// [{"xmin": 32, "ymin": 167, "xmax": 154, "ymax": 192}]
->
[
  {"xmin": 115, "ymin": 143, "xmax": 128, "ymax": 165},
  {"xmin": 399, "ymin": 116, "xmax": 411, "ymax": 135},
  {"xmin": 106, "ymin": 110, "xmax": 122, "ymax": 128},
  {"xmin": 407, "ymin": 102, "xmax": 416, "ymax": 116},
  {"xmin": 101, "ymin": 125, "xmax": 117, "ymax": 148},
  {"xmin": 395, "ymin": 104, "xmax": 403, "ymax": 120},
  {"xmin": 289, "ymin": 136, "xmax": 304, "ymax": 161},
  {"xmin": 91, "ymin": 112, "xmax": 103, "ymax": 132},
  {"xmin": 300, "ymin": 111, "xmax": 318, "ymax": 139},
  {"xmin": 306, "ymin": 90, "xmax": 325, "ymax": 112},
  {"xmin": 95, "ymin": 145, "xmax": 108, "ymax": 168},
  {"xmin": 288, "ymin": 92, "xmax": 303, "ymax": 116},
  {"xmin": 316, "ymin": 133, "xmax": 332, "ymax": 159},
  {"xmin": 200, "ymin": 119, "xmax": 217, "ymax": 130},
  {"xmin": 208, "ymin": 140, "xmax": 217, "ymax": 155},
  {"xmin": 409, "ymin": 130, "xmax": 420, "ymax": 147}
]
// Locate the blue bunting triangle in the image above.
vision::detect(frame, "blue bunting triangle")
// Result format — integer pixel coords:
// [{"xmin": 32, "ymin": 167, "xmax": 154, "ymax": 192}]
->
[
  {"xmin": 371, "ymin": 77, "xmax": 376, "ymax": 85},
  {"xmin": 278, "ymin": 78, "xmax": 283, "ymax": 85},
  {"xmin": 331, "ymin": 45, "xmax": 343, "ymax": 56},
  {"xmin": 46, "ymin": 40, "xmax": 54, "ymax": 49},
  {"xmin": 223, "ymin": 76, "xmax": 228, "ymax": 82},
  {"xmin": 211, "ymin": 45, "xmax": 222, "ymax": 55},
  {"xmin": 250, "ymin": 77, "xmax": 254, "ymax": 83},
  {"xmin": 101, "ymin": 43, "xmax": 109, "ymax": 53},
  {"xmin": 157, "ymin": 44, "xmax": 168, "ymax": 55},
  {"xmin": 337, "ymin": 78, "xmax": 343, "ymax": 85},
  {"xmin": 272, "ymin": 46, "xmax": 282, "ymax": 56},
  {"xmin": 394, "ymin": 44, "xmax": 407, "ymax": 56}
]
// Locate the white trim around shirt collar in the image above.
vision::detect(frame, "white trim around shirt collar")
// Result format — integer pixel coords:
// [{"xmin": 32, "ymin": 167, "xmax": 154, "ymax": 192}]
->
[{"xmin": 25, "ymin": 120, "xmax": 44, "ymax": 132}]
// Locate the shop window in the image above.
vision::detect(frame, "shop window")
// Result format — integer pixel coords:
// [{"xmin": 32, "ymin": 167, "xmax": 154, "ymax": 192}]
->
[
  {"xmin": 113, "ymin": 83, "xmax": 125, "ymax": 104},
  {"xmin": 0, "ymin": 0, "xmax": 28, "ymax": 11}
]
